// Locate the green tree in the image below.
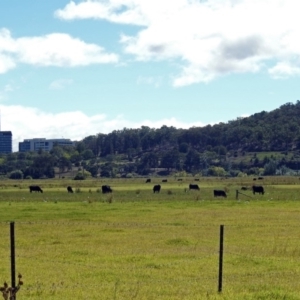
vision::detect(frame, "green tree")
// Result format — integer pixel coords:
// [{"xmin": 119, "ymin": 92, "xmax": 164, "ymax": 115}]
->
[
  {"xmin": 184, "ymin": 149, "xmax": 200, "ymax": 173},
  {"xmin": 82, "ymin": 149, "xmax": 94, "ymax": 160},
  {"xmin": 140, "ymin": 153, "xmax": 159, "ymax": 169},
  {"xmin": 160, "ymin": 149, "xmax": 181, "ymax": 171},
  {"xmin": 85, "ymin": 164, "xmax": 99, "ymax": 177},
  {"xmin": 263, "ymin": 160, "xmax": 277, "ymax": 175},
  {"xmin": 24, "ymin": 153, "xmax": 55, "ymax": 179},
  {"xmin": 58, "ymin": 156, "xmax": 72, "ymax": 176}
]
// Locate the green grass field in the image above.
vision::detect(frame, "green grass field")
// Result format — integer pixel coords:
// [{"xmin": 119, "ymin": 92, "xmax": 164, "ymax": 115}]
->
[{"xmin": 1, "ymin": 177, "xmax": 300, "ymax": 299}]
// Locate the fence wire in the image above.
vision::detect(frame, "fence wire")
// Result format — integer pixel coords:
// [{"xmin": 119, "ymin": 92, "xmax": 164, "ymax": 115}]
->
[{"xmin": 2, "ymin": 222, "xmax": 300, "ymax": 298}]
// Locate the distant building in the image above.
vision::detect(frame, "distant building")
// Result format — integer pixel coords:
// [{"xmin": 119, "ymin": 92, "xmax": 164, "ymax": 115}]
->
[
  {"xmin": 19, "ymin": 138, "xmax": 75, "ymax": 152},
  {"xmin": 0, "ymin": 131, "xmax": 12, "ymax": 154}
]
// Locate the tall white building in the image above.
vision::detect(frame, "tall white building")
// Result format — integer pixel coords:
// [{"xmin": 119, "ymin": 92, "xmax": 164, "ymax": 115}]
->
[{"xmin": 19, "ymin": 138, "xmax": 75, "ymax": 152}]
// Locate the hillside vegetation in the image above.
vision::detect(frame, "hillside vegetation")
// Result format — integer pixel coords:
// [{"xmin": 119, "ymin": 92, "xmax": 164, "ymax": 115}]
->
[{"xmin": 2, "ymin": 101, "xmax": 300, "ymax": 179}]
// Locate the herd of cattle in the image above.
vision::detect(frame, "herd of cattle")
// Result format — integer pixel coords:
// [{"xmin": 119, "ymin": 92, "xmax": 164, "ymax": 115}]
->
[{"xmin": 28, "ymin": 183, "xmax": 265, "ymax": 198}]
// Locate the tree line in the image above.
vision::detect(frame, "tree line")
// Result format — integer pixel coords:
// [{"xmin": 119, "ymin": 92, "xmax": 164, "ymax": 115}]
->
[{"xmin": 2, "ymin": 101, "xmax": 300, "ymax": 179}]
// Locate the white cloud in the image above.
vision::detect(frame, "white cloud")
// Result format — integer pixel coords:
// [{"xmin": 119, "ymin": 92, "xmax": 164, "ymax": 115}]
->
[
  {"xmin": 0, "ymin": 84, "xmax": 14, "ymax": 100},
  {"xmin": 0, "ymin": 29, "xmax": 119, "ymax": 72},
  {"xmin": 0, "ymin": 54, "xmax": 16, "ymax": 74},
  {"xmin": 240, "ymin": 114, "xmax": 250, "ymax": 118},
  {"xmin": 55, "ymin": 0, "xmax": 150, "ymax": 26},
  {"xmin": 0, "ymin": 105, "xmax": 207, "ymax": 152},
  {"xmin": 56, "ymin": 0, "xmax": 300, "ymax": 85},
  {"xmin": 136, "ymin": 75, "xmax": 162, "ymax": 87},
  {"xmin": 17, "ymin": 33, "xmax": 119, "ymax": 66},
  {"xmin": 268, "ymin": 62, "xmax": 300, "ymax": 79},
  {"xmin": 49, "ymin": 79, "xmax": 73, "ymax": 90}
]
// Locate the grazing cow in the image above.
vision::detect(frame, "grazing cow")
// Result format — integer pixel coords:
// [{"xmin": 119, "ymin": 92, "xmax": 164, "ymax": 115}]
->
[
  {"xmin": 145, "ymin": 178, "xmax": 151, "ymax": 183},
  {"xmin": 252, "ymin": 185, "xmax": 264, "ymax": 195},
  {"xmin": 189, "ymin": 184, "xmax": 200, "ymax": 191},
  {"xmin": 67, "ymin": 186, "xmax": 73, "ymax": 193},
  {"xmin": 153, "ymin": 185, "xmax": 161, "ymax": 193},
  {"xmin": 258, "ymin": 177, "xmax": 264, "ymax": 180},
  {"xmin": 241, "ymin": 187, "xmax": 248, "ymax": 191},
  {"xmin": 162, "ymin": 179, "xmax": 167, "ymax": 182},
  {"xmin": 177, "ymin": 178, "xmax": 182, "ymax": 181},
  {"xmin": 29, "ymin": 185, "xmax": 43, "ymax": 193},
  {"xmin": 213, "ymin": 190, "xmax": 227, "ymax": 198},
  {"xmin": 195, "ymin": 178, "xmax": 200, "ymax": 181},
  {"xmin": 102, "ymin": 185, "xmax": 112, "ymax": 194},
  {"xmin": 253, "ymin": 178, "xmax": 257, "ymax": 181}
]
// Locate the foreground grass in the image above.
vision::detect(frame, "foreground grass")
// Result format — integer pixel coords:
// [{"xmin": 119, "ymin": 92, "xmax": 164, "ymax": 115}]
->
[{"xmin": 1, "ymin": 177, "xmax": 300, "ymax": 299}]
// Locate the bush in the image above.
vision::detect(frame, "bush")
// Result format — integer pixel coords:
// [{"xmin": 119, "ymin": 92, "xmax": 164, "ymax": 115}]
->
[
  {"xmin": 73, "ymin": 170, "xmax": 92, "ymax": 180},
  {"xmin": 74, "ymin": 173, "xmax": 85, "ymax": 180},
  {"xmin": 1, "ymin": 273, "xmax": 23, "ymax": 299},
  {"xmin": 107, "ymin": 195, "xmax": 113, "ymax": 203},
  {"xmin": 9, "ymin": 170, "xmax": 23, "ymax": 180}
]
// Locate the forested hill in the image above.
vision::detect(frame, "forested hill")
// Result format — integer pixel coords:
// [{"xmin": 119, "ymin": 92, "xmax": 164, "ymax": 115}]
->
[
  {"xmin": 81, "ymin": 101, "xmax": 300, "ymax": 156},
  {"xmin": 3, "ymin": 101, "xmax": 300, "ymax": 179}
]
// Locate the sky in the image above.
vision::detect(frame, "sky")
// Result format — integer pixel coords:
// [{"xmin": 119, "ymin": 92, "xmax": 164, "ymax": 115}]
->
[{"xmin": 1, "ymin": 0, "xmax": 300, "ymax": 152}]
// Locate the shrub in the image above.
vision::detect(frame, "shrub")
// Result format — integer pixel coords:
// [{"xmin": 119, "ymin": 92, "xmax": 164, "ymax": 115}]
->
[
  {"xmin": 74, "ymin": 173, "xmax": 85, "ymax": 180},
  {"xmin": 0, "ymin": 273, "xmax": 23, "ymax": 299},
  {"xmin": 74, "ymin": 170, "xmax": 92, "ymax": 180},
  {"xmin": 9, "ymin": 170, "xmax": 23, "ymax": 180},
  {"xmin": 107, "ymin": 195, "xmax": 113, "ymax": 203}
]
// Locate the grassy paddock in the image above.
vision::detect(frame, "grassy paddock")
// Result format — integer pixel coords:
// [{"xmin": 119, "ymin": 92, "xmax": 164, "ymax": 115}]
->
[{"xmin": 1, "ymin": 177, "xmax": 300, "ymax": 299}]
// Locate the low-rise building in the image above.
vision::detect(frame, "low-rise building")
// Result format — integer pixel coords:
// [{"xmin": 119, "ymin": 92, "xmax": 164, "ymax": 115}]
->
[{"xmin": 19, "ymin": 138, "xmax": 75, "ymax": 152}]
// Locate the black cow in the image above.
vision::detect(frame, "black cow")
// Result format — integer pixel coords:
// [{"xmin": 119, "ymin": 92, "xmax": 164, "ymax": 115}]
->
[
  {"xmin": 189, "ymin": 184, "xmax": 200, "ymax": 191},
  {"xmin": 29, "ymin": 185, "xmax": 43, "ymax": 193},
  {"xmin": 195, "ymin": 178, "xmax": 200, "ymax": 181},
  {"xmin": 214, "ymin": 190, "xmax": 227, "ymax": 198},
  {"xmin": 162, "ymin": 179, "xmax": 167, "ymax": 182},
  {"xmin": 241, "ymin": 187, "xmax": 248, "ymax": 191},
  {"xmin": 258, "ymin": 177, "xmax": 264, "ymax": 180},
  {"xmin": 67, "ymin": 186, "xmax": 73, "ymax": 193},
  {"xmin": 153, "ymin": 185, "xmax": 161, "ymax": 193},
  {"xmin": 102, "ymin": 185, "xmax": 112, "ymax": 194},
  {"xmin": 177, "ymin": 178, "xmax": 182, "ymax": 181},
  {"xmin": 252, "ymin": 185, "xmax": 264, "ymax": 195},
  {"xmin": 145, "ymin": 178, "xmax": 151, "ymax": 183}
]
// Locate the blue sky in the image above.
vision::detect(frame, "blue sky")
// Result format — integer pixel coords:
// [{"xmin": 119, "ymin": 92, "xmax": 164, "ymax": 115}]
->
[{"xmin": 1, "ymin": 0, "xmax": 300, "ymax": 151}]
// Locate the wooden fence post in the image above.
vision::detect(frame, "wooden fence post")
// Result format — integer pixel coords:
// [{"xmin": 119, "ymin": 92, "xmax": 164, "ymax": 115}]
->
[
  {"xmin": 10, "ymin": 221, "xmax": 16, "ymax": 300},
  {"xmin": 218, "ymin": 225, "xmax": 224, "ymax": 293}
]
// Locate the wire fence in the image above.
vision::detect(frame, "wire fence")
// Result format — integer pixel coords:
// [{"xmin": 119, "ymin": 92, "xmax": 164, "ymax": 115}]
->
[{"xmin": 1, "ymin": 221, "xmax": 300, "ymax": 299}]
